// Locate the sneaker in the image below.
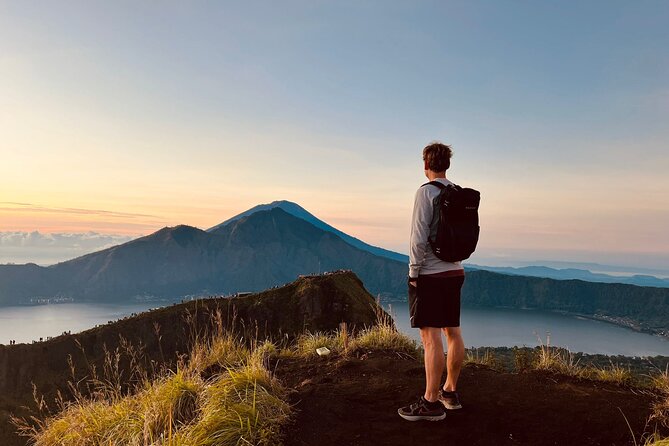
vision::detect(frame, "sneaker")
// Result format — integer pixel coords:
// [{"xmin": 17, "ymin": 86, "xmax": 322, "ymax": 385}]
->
[
  {"xmin": 398, "ymin": 396, "xmax": 446, "ymax": 421},
  {"xmin": 438, "ymin": 389, "xmax": 462, "ymax": 410}
]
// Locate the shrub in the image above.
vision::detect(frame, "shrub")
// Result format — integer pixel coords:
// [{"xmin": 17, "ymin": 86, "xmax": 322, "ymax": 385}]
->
[
  {"xmin": 512, "ymin": 347, "xmax": 535, "ymax": 373},
  {"xmin": 465, "ymin": 348, "xmax": 504, "ymax": 371}
]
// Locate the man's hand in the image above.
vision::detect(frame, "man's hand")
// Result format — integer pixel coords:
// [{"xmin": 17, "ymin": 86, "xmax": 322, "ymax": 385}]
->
[{"xmin": 408, "ymin": 277, "xmax": 418, "ymax": 288}]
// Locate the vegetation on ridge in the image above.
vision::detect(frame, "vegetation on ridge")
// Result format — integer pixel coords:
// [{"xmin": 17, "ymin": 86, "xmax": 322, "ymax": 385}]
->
[
  {"xmin": 11, "ymin": 308, "xmax": 417, "ymax": 446},
  {"xmin": 12, "ymin": 313, "xmax": 292, "ymax": 446},
  {"xmin": 4, "ymin": 271, "xmax": 668, "ymax": 445}
]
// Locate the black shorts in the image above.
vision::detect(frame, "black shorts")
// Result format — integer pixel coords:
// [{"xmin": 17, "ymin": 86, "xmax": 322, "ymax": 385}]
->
[{"xmin": 408, "ymin": 272, "xmax": 465, "ymax": 328}]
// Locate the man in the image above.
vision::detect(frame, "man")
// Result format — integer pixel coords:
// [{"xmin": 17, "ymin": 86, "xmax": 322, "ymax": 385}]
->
[{"xmin": 398, "ymin": 141, "xmax": 466, "ymax": 421}]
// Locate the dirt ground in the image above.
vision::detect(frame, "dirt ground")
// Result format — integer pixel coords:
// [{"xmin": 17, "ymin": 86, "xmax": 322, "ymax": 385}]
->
[{"xmin": 276, "ymin": 351, "xmax": 662, "ymax": 446}]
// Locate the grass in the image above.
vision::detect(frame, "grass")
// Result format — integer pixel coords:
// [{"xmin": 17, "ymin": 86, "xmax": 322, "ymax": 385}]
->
[
  {"xmin": 293, "ymin": 316, "xmax": 419, "ymax": 359},
  {"xmin": 12, "ymin": 305, "xmax": 414, "ymax": 446},
  {"xmin": 12, "ymin": 301, "xmax": 664, "ymax": 446},
  {"xmin": 590, "ymin": 363, "xmax": 634, "ymax": 386},
  {"xmin": 13, "ymin": 334, "xmax": 290, "ymax": 446},
  {"xmin": 175, "ymin": 361, "xmax": 289, "ymax": 446},
  {"xmin": 6, "ymin": 268, "xmax": 669, "ymax": 444},
  {"xmin": 529, "ymin": 334, "xmax": 636, "ymax": 386},
  {"xmin": 294, "ymin": 331, "xmax": 346, "ymax": 357},
  {"xmin": 645, "ymin": 433, "xmax": 669, "ymax": 446},
  {"xmin": 650, "ymin": 368, "xmax": 669, "ymax": 432},
  {"xmin": 465, "ymin": 348, "xmax": 504, "ymax": 371},
  {"xmin": 352, "ymin": 319, "xmax": 419, "ymax": 358},
  {"xmin": 533, "ymin": 333, "xmax": 583, "ymax": 377},
  {"xmin": 512, "ymin": 346, "xmax": 535, "ymax": 373}
]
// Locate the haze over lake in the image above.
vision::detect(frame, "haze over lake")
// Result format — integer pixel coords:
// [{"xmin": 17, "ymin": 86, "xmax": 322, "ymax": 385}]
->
[{"xmin": 1, "ymin": 301, "xmax": 668, "ymax": 357}]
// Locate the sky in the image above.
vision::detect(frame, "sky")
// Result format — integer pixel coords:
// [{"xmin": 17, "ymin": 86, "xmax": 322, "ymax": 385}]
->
[{"xmin": 1, "ymin": 1, "xmax": 668, "ymax": 271}]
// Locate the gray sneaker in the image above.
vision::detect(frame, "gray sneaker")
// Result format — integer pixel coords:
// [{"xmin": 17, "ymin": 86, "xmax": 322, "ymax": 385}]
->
[{"xmin": 438, "ymin": 389, "xmax": 462, "ymax": 410}]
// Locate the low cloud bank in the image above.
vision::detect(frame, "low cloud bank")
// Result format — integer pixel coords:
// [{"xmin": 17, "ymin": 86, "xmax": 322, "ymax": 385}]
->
[{"xmin": 0, "ymin": 231, "xmax": 139, "ymax": 265}]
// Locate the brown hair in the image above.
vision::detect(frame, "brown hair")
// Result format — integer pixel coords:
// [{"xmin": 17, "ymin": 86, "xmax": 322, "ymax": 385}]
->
[{"xmin": 422, "ymin": 142, "xmax": 452, "ymax": 172}]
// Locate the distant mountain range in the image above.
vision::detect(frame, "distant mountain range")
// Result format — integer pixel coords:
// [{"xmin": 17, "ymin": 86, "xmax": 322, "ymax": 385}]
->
[
  {"xmin": 466, "ymin": 264, "xmax": 669, "ymax": 288},
  {"xmin": 1, "ymin": 200, "xmax": 669, "ymax": 335},
  {"xmin": 0, "ymin": 206, "xmax": 407, "ymax": 305}
]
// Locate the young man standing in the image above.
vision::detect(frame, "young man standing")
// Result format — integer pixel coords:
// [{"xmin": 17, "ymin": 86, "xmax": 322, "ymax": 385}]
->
[{"xmin": 398, "ymin": 142, "xmax": 466, "ymax": 421}]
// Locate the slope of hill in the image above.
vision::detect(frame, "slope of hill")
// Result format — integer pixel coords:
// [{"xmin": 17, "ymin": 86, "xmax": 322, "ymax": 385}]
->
[
  {"xmin": 2, "ymin": 272, "xmax": 665, "ymax": 446},
  {"xmin": 207, "ymin": 200, "xmax": 408, "ymax": 262},
  {"xmin": 0, "ymin": 271, "xmax": 384, "ymax": 446}
]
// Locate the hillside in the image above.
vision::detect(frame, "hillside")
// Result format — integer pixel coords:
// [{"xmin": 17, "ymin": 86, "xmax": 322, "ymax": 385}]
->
[
  {"xmin": 463, "ymin": 270, "xmax": 669, "ymax": 335},
  {"xmin": 1, "ymin": 271, "xmax": 666, "ymax": 445},
  {"xmin": 0, "ymin": 271, "xmax": 383, "ymax": 446},
  {"xmin": 468, "ymin": 264, "xmax": 669, "ymax": 288}
]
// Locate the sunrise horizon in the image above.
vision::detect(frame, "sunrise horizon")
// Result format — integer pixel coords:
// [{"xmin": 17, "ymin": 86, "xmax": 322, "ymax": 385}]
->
[{"xmin": 2, "ymin": 2, "xmax": 668, "ymax": 270}]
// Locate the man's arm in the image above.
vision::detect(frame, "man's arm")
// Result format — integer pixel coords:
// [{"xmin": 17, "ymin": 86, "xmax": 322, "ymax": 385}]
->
[{"xmin": 409, "ymin": 186, "xmax": 433, "ymax": 279}]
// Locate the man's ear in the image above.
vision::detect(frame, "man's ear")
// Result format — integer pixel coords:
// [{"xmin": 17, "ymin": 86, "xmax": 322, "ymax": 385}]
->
[{"xmin": 424, "ymin": 160, "xmax": 430, "ymax": 171}]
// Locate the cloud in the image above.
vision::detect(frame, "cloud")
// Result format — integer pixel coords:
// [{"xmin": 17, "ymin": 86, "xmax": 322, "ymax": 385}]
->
[
  {"xmin": 0, "ymin": 230, "xmax": 139, "ymax": 265},
  {"xmin": 0, "ymin": 202, "xmax": 160, "ymax": 220}
]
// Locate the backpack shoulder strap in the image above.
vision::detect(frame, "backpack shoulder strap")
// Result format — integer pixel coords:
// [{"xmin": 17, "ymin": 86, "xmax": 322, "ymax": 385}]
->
[
  {"xmin": 421, "ymin": 181, "xmax": 462, "ymax": 191},
  {"xmin": 421, "ymin": 181, "xmax": 447, "ymax": 189}
]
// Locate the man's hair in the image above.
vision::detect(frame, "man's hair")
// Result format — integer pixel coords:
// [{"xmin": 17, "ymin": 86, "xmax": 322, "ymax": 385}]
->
[{"xmin": 422, "ymin": 142, "xmax": 453, "ymax": 172}]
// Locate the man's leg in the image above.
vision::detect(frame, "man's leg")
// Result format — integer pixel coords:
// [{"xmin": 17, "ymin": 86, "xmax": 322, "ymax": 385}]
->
[
  {"xmin": 441, "ymin": 326, "xmax": 464, "ymax": 391},
  {"xmin": 420, "ymin": 327, "xmax": 444, "ymax": 402}
]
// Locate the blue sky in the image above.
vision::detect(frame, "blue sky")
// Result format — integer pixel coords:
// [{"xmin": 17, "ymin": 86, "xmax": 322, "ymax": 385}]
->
[{"xmin": 1, "ymin": 1, "xmax": 668, "ymax": 270}]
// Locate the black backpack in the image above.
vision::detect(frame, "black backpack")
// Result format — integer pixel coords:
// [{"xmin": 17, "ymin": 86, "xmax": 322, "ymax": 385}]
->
[{"xmin": 422, "ymin": 181, "xmax": 481, "ymax": 262}]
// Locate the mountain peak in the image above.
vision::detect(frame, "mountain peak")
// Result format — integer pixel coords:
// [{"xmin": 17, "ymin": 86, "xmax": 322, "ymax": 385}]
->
[
  {"xmin": 206, "ymin": 200, "xmax": 307, "ymax": 232},
  {"xmin": 207, "ymin": 201, "xmax": 408, "ymax": 263}
]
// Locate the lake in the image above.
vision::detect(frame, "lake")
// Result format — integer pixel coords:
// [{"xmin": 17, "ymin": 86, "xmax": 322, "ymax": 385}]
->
[
  {"xmin": 1, "ymin": 301, "xmax": 669, "ymax": 357},
  {"xmin": 388, "ymin": 302, "xmax": 669, "ymax": 357}
]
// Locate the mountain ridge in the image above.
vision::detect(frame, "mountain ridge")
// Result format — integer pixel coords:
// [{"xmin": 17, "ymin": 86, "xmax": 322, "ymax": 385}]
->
[
  {"xmin": 0, "ymin": 208, "xmax": 408, "ymax": 305},
  {"xmin": 207, "ymin": 200, "xmax": 408, "ymax": 262},
  {"xmin": 467, "ymin": 264, "xmax": 669, "ymax": 288}
]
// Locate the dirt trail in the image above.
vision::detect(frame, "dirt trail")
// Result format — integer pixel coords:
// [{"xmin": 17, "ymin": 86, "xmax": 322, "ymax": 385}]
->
[{"xmin": 277, "ymin": 352, "xmax": 660, "ymax": 446}]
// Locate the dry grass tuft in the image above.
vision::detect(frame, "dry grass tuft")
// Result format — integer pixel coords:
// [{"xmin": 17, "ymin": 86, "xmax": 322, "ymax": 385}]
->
[
  {"xmin": 465, "ymin": 348, "xmax": 504, "ymax": 371},
  {"xmin": 650, "ymin": 368, "xmax": 669, "ymax": 432},
  {"xmin": 293, "ymin": 312, "xmax": 419, "ymax": 360},
  {"xmin": 12, "ymin": 332, "xmax": 291, "ymax": 446},
  {"xmin": 351, "ymin": 319, "xmax": 419, "ymax": 358}
]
